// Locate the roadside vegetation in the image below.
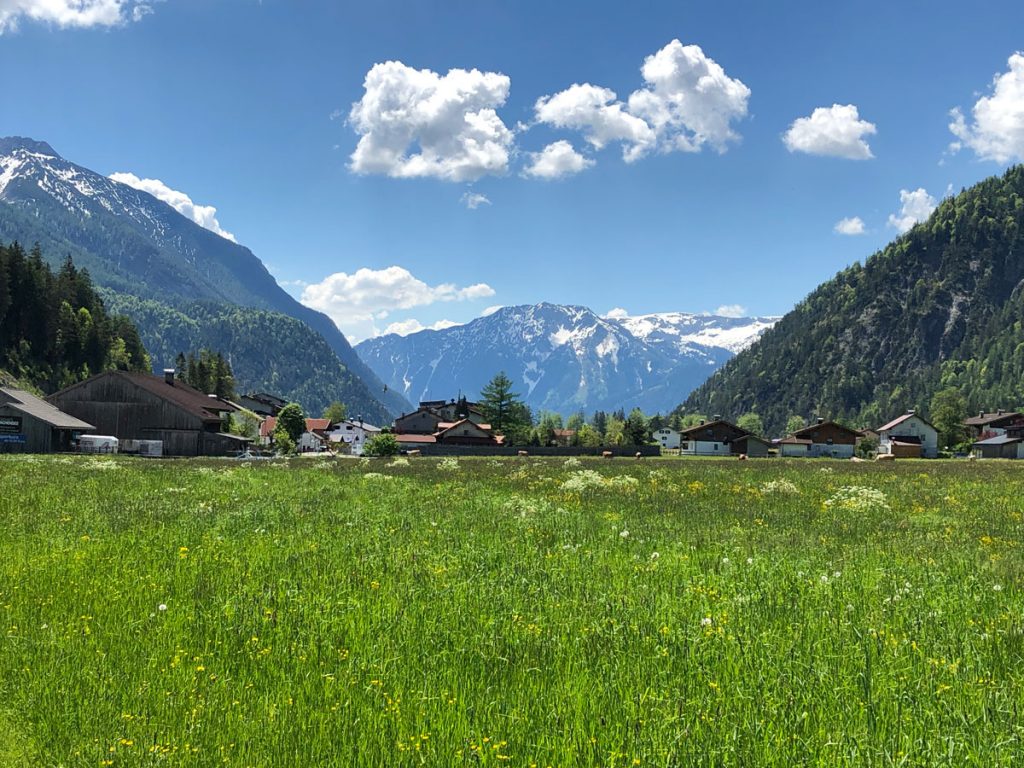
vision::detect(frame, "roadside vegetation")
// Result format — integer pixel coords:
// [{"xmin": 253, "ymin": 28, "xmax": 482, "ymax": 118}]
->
[{"xmin": 0, "ymin": 456, "xmax": 1022, "ymax": 766}]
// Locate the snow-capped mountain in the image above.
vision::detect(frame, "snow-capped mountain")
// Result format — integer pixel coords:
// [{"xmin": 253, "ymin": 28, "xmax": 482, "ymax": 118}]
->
[
  {"xmin": 356, "ymin": 303, "xmax": 777, "ymax": 415},
  {"xmin": 610, "ymin": 312, "xmax": 779, "ymax": 354}
]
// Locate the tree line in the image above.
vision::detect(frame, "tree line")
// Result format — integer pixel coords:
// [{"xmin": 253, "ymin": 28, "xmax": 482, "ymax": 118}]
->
[{"xmin": 0, "ymin": 242, "xmax": 150, "ymax": 391}]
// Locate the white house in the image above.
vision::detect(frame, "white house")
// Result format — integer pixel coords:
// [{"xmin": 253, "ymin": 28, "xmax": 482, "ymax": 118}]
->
[
  {"xmin": 326, "ymin": 419, "xmax": 381, "ymax": 456},
  {"xmin": 653, "ymin": 427, "xmax": 681, "ymax": 450},
  {"xmin": 877, "ymin": 411, "xmax": 938, "ymax": 458}
]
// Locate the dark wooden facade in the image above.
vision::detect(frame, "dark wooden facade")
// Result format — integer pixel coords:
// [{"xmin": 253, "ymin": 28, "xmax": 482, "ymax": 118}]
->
[
  {"xmin": 0, "ymin": 387, "xmax": 94, "ymax": 454},
  {"xmin": 48, "ymin": 371, "xmax": 243, "ymax": 457},
  {"xmin": 793, "ymin": 421, "xmax": 859, "ymax": 445}
]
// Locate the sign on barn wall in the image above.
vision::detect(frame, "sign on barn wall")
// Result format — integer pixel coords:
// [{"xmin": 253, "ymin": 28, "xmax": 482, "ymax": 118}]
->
[
  {"xmin": 0, "ymin": 434, "xmax": 26, "ymax": 443},
  {"xmin": 0, "ymin": 416, "xmax": 23, "ymax": 433}
]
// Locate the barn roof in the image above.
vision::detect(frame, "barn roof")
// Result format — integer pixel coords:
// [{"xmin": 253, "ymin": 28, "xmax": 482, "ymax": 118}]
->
[
  {"xmin": 973, "ymin": 434, "xmax": 1023, "ymax": 446},
  {"xmin": 964, "ymin": 410, "xmax": 1022, "ymax": 426},
  {"xmin": 0, "ymin": 386, "xmax": 94, "ymax": 430}
]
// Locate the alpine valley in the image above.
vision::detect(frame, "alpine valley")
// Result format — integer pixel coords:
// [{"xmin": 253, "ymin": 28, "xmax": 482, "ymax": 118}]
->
[
  {"xmin": 0, "ymin": 136, "xmax": 407, "ymax": 423},
  {"xmin": 356, "ymin": 304, "xmax": 777, "ymax": 415}
]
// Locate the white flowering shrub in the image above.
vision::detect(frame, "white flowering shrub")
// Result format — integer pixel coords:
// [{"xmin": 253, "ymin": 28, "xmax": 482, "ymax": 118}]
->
[
  {"xmin": 362, "ymin": 472, "xmax": 393, "ymax": 481},
  {"xmin": 438, "ymin": 457, "xmax": 460, "ymax": 472},
  {"xmin": 760, "ymin": 479, "xmax": 799, "ymax": 495},
  {"xmin": 608, "ymin": 475, "xmax": 639, "ymax": 492},
  {"xmin": 560, "ymin": 470, "xmax": 607, "ymax": 493},
  {"xmin": 824, "ymin": 486, "xmax": 889, "ymax": 512},
  {"xmin": 563, "ymin": 457, "xmax": 582, "ymax": 469}
]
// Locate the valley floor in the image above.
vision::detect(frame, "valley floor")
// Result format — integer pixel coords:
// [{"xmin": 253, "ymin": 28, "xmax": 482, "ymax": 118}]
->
[{"xmin": 1, "ymin": 456, "xmax": 1022, "ymax": 766}]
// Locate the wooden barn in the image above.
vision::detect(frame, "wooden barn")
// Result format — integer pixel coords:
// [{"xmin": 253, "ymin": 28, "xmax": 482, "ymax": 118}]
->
[
  {"xmin": 47, "ymin": 370, "xmax": 250, "ymax": 457},
  {"xmin": 0, "ymin": 386, "xmax": 94, "ymax": 453}
]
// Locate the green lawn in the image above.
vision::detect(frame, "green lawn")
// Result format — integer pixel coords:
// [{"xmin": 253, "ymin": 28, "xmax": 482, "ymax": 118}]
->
[{"xmin": 0, "ymin": 455, "xmax": 1022, "ymax": 766}]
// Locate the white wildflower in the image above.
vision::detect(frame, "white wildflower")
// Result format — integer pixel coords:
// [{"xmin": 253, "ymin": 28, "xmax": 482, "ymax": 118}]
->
[
  {"xmin": 619, "ymin": 529, "xmax": 630, "ymax": 539},
  {"xmin": 700, "ymin": 617, "xmax": 712, "ymax": 627},
  {"xmin": 158, "ymin": 604, "xmax": 167, "ymax": 612}
]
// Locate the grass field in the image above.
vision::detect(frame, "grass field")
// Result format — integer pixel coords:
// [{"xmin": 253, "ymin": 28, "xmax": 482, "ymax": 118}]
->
[{"xmin": 0, "ymin": 455, "xmax": 1022, "ymax": 766}]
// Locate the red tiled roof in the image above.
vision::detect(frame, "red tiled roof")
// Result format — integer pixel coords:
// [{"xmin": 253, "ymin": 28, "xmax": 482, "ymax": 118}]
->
[
  {"xmin": 779, "ymin": 436, "xmax": 812, "ymax": 445},
  {"xmin": 260, "ymin": 417, "xmax": 331, "ymax": 438}
]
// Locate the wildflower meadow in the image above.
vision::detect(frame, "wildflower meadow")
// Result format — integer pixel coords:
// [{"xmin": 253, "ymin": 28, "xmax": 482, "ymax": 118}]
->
[{"xmin": 0, "ymin": 455, "xmax": 1022, "ymax": 766}]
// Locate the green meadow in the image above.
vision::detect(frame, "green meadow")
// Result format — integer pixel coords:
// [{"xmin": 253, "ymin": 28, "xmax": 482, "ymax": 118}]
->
[{"xmin": 0, "ymin": 455, "xmax": 1022, "ymax": 767}]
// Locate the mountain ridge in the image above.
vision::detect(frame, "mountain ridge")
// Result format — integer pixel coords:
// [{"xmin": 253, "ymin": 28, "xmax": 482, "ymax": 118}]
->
[{"xmin": 357, "ymin": 302, "xmax": 775, "ymax": 415}]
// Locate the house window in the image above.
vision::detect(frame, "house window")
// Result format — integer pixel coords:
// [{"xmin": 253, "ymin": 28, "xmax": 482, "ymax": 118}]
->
[
  {"xmin": 682, "ymin": 442, "xmax": 689, "ymax": 450},
  {"xmin": 713, "ymin": 444, "xmax": 718, "ymax": 451}
]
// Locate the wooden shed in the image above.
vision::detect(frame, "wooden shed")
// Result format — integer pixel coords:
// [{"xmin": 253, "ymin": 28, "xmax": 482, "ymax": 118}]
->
[
  {"xmin": 0, "ymin": 386, "xmax": 94, "ymax": 453},
  {"xmin": 47, "ymin": 370, "xmax": 249, "ymax": 457}
]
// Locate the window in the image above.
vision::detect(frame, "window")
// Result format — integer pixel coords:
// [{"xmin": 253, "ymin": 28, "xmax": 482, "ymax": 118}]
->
[{"xmin": 682, "ymin": 442, "xmax": 689, "ymax": 450}]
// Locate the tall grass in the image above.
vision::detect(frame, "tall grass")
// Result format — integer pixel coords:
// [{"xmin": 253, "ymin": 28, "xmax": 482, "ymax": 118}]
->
[{"xmin": 0, "ymin": 455, "xmax": 1021, "ymax": 766}]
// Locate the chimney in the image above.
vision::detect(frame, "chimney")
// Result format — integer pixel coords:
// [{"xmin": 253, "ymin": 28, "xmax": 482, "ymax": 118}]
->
[
  {"xmin": 980, "ymin": 410, "xmax": 985, "ymax": 419},
  {"xmin": 712, "ymin": 414, "xmax": 721, "ymax": 421},
  {"xmin": 817, "ymin": 417, "xmax": 825, "ymax": 425},
  {"xmin": 907, "ymin": 409, "xmax": 915, "ymax": 415},
  {"xmin": 163, "ymin": 368, "xmax": 175, "ymax": 385},
  {"xmin": 699, "ymin": 419, "xmax": 705, "ymax": 426},
  {"xmin": 997, "ymin": 408, "xmax": 1004, "ymax": 416}
]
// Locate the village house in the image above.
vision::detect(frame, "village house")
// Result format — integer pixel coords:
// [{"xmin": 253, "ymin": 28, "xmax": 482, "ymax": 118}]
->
[
  {"xmin": 876, "ymin": 410, "xmax": 939, "ymax": 458},
  {"xmin": 678, "ymin": 418, "xmax": 770, "ymax": 457},
  {"xmin": 963, "ymin": 410, "xmax": 1024, "ymax": 440},
  {"xmin": 325, "ymin": 418, "xmax": 381, "ymax": 455},
  {"xmin": 780, "ymin": 419, "xmax": 859, "ymax": 458},
  {"xmin": 552, "ymin": 428, "xmax": 576, "ymax": 447},
  {"xmin": 0, "ymin": 386, "xmax": 94, "ymax": 453},
  {"xmin": 653, "ymin": 427, "xmax": 681, "ymax": 450},
  {"xmin": 48, "ymin": 369, "xmax": 250, "ymax": 457},
  {"xmin": 260, "ymin": 417, "xmax": 333, "ymax": 452}
]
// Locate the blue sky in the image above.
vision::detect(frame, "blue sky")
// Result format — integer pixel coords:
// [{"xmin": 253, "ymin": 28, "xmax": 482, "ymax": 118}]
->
[{"xmin": 2, "ymin": 0, "xmax": 1024, "ymax": 342}]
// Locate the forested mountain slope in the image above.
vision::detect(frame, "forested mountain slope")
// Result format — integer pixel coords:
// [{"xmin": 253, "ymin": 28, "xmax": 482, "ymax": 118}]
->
[{"xmin": 682, "ymin": 165, "xmax": 1024, "ymax": 434}]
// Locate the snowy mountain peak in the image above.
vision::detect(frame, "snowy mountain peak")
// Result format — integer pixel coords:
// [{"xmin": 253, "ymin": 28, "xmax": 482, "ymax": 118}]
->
[
  {"xmin": 0, "ymin": 137, "xmax": 60, "ymax": 158},
  {"xmin": 356, "ymin": 303, "xmax": 777, "ymax": 415}
]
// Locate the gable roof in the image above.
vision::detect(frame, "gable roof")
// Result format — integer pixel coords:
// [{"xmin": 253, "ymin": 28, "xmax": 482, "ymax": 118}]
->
[
  {"xmin": 792, "ymin": 420, "xmax": 861, "ymax": 439},
  {"xmin": 964, "ymin": 411, "xmax": 1023, "ymax": 427},
  {"xmin": 50, "ymin": 371, "xmax": 234, "ymax": 424},
  {"xmin": 679, "ymin": 419, "xmax": 749, "ymax": 439},
  {"xmin": 1, "ymin": 386, "xmax": 94, "ymax": 430},
  {"xmin": 434, "ymin": 418, "xmax": 495, "ymax": 438},
  {"xmin": 878, "ymin": 412, "xmax": 936, "ymax": 433},
  {"xmin": 779, "ymin": 436, "xmax": 812, "ymax": 445},
  {"xmin": 395, "ymin": 433, "xmax": 437, "ymax": 444}
]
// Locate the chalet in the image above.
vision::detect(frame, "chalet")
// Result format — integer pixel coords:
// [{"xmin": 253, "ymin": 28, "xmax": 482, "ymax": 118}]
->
[
  {"xmin": 653, "ymin": 427, "xmax": 681, "ymax": 450},
  {"xmin": 326, "ymin": 419, "xmax": 381, "ymax": 455},
  {"xmin": 877, "ymin": 411, "xmax": 938, "ymax": 458},
  {"xmin": 238, "ymin": 392, "xmax": 288, "ymax": 417},
  {"xmin": 435, "ymin": 419, "xmax": 502, "ymax": 447},
  {"xmin": 0, "ymin": 386, "xmax": 94, "ymax": 453},
  {"xmin": 972, "ymin": 434, "xmax": 1024, "ymax": 460},
  {"xmin": 48, "ymin": 369, "xmax": 249, "ymax": 457},
  {"xmin": 260, "ymin": 417, "xmax": 333, "ymax": 452},
  {"xmin": 964, "ymin": 410, "xmax": 1024, "ymax": 440},
  {"xmin": 678, "ymin": 418, "xmax": 769, "ymax": 457},
  {"xmin": 783, "ymin": 419, "xmax": 859, "ymax": 458}
]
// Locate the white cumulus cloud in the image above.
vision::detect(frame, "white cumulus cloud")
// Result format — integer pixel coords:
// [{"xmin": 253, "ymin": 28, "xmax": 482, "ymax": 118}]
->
[
  {"xmin": 834, "ymin": 216, "xmax": 866, "ymax": 235},
  {"xmin": 348, "ymin": 60, "xmax": 514, "ymax": 182},
  {"xmin": 301, "ymin": 265, "xmax": 495, "ymax": 343},
  {"xmin": 949, "ymin": 52, "xmax": 1024, "ymax": 163},
  {"xmin": 383, "ymin": 318, "xmax": 461, "ymax": 337},
  {"xmin": 523, "ymin": 140, "xmax": 594, "ymax": 179},
  {"xmin": 713, "ymin": 304, "xmax": 747, "ymax": 318},
  {"xmin": 627, "ymin": 39, "xmax": 751, "ymax": 155},
  {"xmin": 109, "ymin": 172, "xmax": 236, "ymax": 242},
  {"xmin": 783, "ymin": 104, "xmax": 877, "ymax": 159},
  {"xmin": 534, "ymin": 39, "xmax": 749, "ymax": 163},
  {"xmin": 0, "ymin": 0, "xmax": 151, "ymax": 33},
  {"xmin": 535, "ymin": 84, "xmax": 656, "ymax": 162},
  {"xmin": 602, "ymin": 307, "xmax": 630, "ymax": 320},
  {"xmin": 460, "ymin": 191, "xmax": 491, "ymax": 209},
  {"xmin": 888, "ymin": 188, "xmax": 936, "ymax": 234}
]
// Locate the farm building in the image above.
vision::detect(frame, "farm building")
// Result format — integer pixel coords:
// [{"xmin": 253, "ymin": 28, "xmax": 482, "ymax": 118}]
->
[
  {"xmin": 783, "ymin": 419, "xmax": 859, "ymax": 458},
  {"xmin": 395, "ymin": 408, "xmax": 444, "ymax": 435},
  {"xmin": 877, "ymin": 411, "xmax": 938, "ymax": 458},
  {"xmin": 48, "ymin": 370, "xmax": 249, "ymax": 457},
  {"xmin": 972, "ymin": 434, "xmax": 1024, "ymax": 460},
  {"xmin": 653, "ymin": 427, "xmax": 681, "ymax": 450},
  {"xmin": 678, "ymin": 419, "xmax": 768, "ymax": 457},
  {"xmin": 0, "ymin": 386, "xmax": 94, "ymax": 453},
  {"xmin": 964, "ymin": 410, "xmax": 1024, "ymax": 440}
]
